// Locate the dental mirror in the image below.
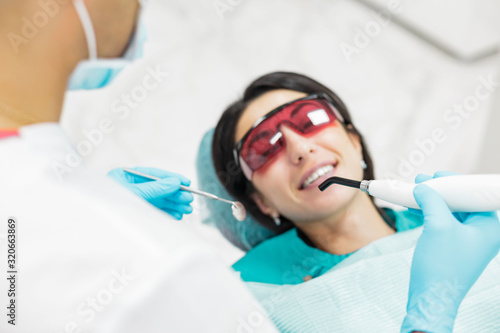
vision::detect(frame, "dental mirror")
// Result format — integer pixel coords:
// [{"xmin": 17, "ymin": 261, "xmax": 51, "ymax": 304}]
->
[{"xmin": 123, "ymin": 168, "xmax": 247, "ymax": 221}]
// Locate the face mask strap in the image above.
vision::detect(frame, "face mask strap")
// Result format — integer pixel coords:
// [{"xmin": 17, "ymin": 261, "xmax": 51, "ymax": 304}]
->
[{"xmin": 73, "ymin": 0, "xmax": 98, "ymax": 60}]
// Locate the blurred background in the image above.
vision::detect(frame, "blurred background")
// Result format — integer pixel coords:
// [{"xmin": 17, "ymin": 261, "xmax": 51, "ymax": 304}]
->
[{"xmin": 61, "ymin": 0, "xmax": 500, "ymax": 264}]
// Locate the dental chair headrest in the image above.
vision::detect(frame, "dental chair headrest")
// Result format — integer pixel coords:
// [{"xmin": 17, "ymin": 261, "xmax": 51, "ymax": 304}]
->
[{"xmin": 196, "ymin": 129, "xmax": 275, "ymax": 251}]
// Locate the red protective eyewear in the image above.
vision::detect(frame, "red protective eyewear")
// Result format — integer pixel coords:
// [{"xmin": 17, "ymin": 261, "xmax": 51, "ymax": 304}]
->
[{"xmin": 234, "ymin": 93, "xmax": 345, "ymax": 180}]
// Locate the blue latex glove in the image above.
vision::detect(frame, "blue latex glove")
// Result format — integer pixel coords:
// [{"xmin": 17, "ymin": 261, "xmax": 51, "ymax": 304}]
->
[
  {"xmin": 401, "ymin": 172, "xmax": 500, "ymax": 333},
  {"xmin": 108, "ymin": 167, "xmax": 194, "ymax": 220}
]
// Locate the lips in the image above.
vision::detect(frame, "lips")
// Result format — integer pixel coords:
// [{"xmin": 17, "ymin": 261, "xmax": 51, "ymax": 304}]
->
[{"xmin": 299, "ymin": 162, "xmax": 338, "ymax": 189}]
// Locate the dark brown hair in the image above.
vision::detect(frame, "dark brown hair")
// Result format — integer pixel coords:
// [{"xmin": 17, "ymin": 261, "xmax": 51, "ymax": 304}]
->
[{"xmin": 212, "ymin": 72, "xmax": 384, "ymax": 234}]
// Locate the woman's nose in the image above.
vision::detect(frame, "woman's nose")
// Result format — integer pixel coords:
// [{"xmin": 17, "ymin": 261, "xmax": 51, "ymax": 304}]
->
[{"xmin": 281, "ymin": 126, "xmax": 315, "ymax": 164}]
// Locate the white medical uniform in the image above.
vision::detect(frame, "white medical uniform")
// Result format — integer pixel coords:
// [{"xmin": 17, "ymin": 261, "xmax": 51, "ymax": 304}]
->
[{"xmin": 0, "ymin": 123, "xmax": 277, "ymax": 333}]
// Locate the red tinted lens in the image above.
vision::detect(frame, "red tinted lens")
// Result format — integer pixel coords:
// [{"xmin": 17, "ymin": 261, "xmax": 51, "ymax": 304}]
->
[{"xmin": 239, "ymin": 98, "xmax": 337, "ymax": 172}]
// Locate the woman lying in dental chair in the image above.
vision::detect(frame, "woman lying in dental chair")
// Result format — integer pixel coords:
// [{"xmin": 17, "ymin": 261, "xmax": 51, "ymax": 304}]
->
[
  {"xmin": 111, "ymin": 71, "xmax": 500, "ymax": 332},
  {"xmin": 197, "ymin": 72, "xmax": 500, "ymax": 332}
]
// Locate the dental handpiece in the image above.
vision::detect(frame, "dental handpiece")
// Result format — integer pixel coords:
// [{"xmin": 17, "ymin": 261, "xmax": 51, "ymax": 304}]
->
[
  {"xmin": 319, "ymin": 174, "xmax": 500, "ymax": 212},
  {"xmin": 123, "ymin": 168, "xmax": 247, "ymax": 221}
]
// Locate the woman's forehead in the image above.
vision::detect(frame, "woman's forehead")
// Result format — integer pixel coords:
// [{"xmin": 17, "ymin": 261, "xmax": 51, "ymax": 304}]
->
[{"xmin": 235, "ymin": 90, "xmax": 307, "ymax": 143}]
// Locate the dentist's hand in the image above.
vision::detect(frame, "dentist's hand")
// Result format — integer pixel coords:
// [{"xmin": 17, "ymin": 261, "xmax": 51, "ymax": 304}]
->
[
  {"xmin": 402, "ymin": 172, "xmax": 500, "ymax": 333},
  {"xmin": 108, "ymin": 167, "xmax": 194, "ymax": 220}
]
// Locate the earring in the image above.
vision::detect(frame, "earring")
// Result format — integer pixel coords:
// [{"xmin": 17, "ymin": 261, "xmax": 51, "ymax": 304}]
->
[
  {"xmin": 360, "ymin": 160, "xmax": 367, "ymax": 170},
  {"xmin": 272, "ymin": 214, "xmax": 281, "ymax": 226}
]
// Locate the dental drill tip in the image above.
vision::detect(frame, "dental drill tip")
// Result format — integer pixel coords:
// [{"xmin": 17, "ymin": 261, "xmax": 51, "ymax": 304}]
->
[{"xmin": 318, "ymin": 176, "xmax": 362, "ymax": 191}]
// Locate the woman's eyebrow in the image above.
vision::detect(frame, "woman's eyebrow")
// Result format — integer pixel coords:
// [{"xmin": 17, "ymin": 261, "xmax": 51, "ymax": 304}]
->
[
  {"xmin": 290, "ymin": 102, "xmax": 314, "ymax": 117},
  {"xmin": 247, "ymin": 129, "xmax": 273, "ymax": 148}
]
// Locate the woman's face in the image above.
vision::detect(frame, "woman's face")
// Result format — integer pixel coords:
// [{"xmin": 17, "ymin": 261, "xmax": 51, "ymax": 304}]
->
[{"xmin": 235, "ymin": 89, "xmax": 365, "ymax": 224}]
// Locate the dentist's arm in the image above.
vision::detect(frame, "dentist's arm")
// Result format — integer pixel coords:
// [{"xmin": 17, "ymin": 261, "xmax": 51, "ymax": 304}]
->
[
  {"xmin": 108, "ymin": 167, "xmax": 194, "ymax": 220},
  {"xmin": 402, "ymin": 173, "xmax": 500, "ymax": 333}
]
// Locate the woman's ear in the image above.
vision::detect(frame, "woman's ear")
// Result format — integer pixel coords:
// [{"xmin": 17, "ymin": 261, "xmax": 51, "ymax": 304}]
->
[
  {"xmin": 346, "ymin": 124, "xmax": 362, "ymax": 154},
  {"xmin": 250, "ymin": 192, "xmax": 279, "ymax": 218}
]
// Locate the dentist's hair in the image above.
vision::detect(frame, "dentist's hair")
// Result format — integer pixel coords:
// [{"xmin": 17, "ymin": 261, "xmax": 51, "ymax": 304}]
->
[{"xmin": 212, "ymin": 72, "xmax": 381, "ymax": 233}]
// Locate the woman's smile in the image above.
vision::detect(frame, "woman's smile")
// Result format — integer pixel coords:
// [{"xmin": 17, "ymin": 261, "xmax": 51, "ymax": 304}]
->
[{"xmin": 299, "ymin": 161, "xmax": 337, "ymax": 190}]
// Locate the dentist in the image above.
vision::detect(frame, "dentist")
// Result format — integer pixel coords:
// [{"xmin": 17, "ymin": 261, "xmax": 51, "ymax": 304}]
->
[{"xmin": 0, "ymin": 1, "xmax": 276, "ymax": 332}]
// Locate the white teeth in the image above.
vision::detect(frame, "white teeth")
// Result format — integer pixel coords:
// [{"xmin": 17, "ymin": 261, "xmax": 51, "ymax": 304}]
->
[{"xmin": 302, "ymin": 165, "xmax": 334, "ymax": 188}]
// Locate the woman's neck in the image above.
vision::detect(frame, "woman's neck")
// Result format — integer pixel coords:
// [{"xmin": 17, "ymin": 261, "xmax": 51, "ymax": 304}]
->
[{"xmin": 298, "ymin": 192, "xmax": 395, "ymax": 255}]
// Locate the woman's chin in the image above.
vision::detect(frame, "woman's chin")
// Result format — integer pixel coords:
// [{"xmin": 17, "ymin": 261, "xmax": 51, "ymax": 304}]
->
[
  {"xmin": 303, "ymin": 178, "xmax": 358, "ymax": 201},
  {"xmin": 293, "ymin": 185, "xmax": 359, "ymax": 219}
]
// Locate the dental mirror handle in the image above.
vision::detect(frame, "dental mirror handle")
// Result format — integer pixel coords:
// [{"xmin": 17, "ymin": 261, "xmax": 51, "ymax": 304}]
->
[
  {"xmin": 122, "ymin": 168, "xmax": 235, "ymax": 205},
  {"xmin": 123, "ymin": 168, "xmax": 247, "ymax": 221}
]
